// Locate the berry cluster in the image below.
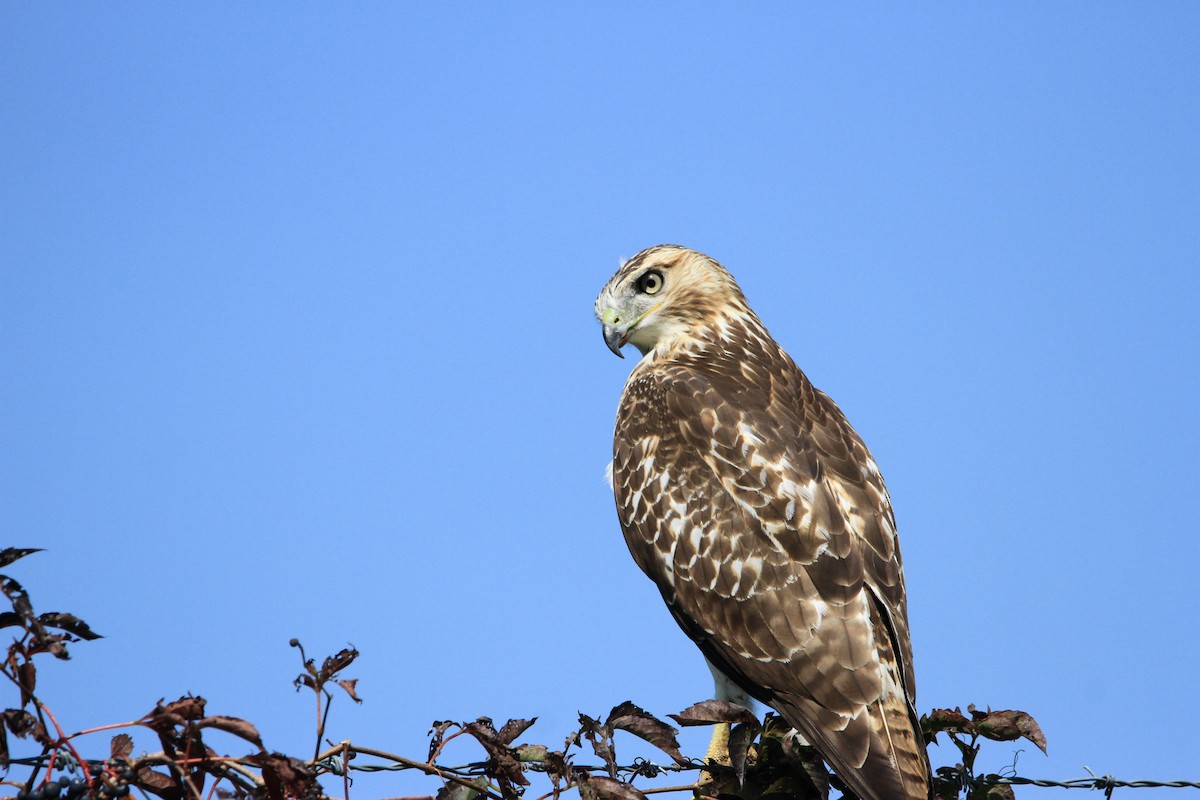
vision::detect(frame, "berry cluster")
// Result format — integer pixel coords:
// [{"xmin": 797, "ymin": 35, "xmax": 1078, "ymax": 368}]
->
[{"xmin": 16, "ymin": 765, "xmax": 137, "ymax": 800}]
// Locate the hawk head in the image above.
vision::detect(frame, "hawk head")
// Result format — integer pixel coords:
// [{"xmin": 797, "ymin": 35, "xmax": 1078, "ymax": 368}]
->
[{"xmin": 595, "ymin": 244, "xmax": 748, "ymax": 358}]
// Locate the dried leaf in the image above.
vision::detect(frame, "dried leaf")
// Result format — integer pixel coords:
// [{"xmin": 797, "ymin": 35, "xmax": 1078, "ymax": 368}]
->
[
  {"xmin": 0, "ymin": 612, "xmax": 24, "ymax": 630},
  {"xmin": 319, "ymin": 647, "xmax": 358, "ymax": 681},
  {"xmin": 162, "ymin": 696, "xmax": 207, "ymax": 721},
  {"xmin": 248, "ymin": 753, "xmax": 320, "ymax": 800},
  {"xmin": 496, "ymin": 717, "xmax": 536, "ymax": 745},
  {"xmin": 435, "ymin": 777, "xmax": 486, "ymax": 800},
  {"xmin": 111, "ymin": 733, "xmax": 134, "ymax": 758},
  {"xmin": 577, "ymin": 714, "xmax": 617, "ymax": 778},
  {"xmin": 198, "ymin": 716, "xmax": 265, "ymax": 749},
  {"xmin": 728, "ymin": 722, "xmax": 757, "ymax": 785},
  {"xmin": 0, "ymin": 549, "xmax": 42, "ymax": 569},
  {"xmin": 38, "ymin": 612, "xmax": 102, "ymax": 640},
  {"xmin": 669, "ymin": 700, "xmax": 759, "ymax": 727},
  {"xmin": 17, "ymin": 661, "xmax": 36, "ymax": 708},
  {"xmin": 336, "ymin": 679, "xmax": 362, "ymax": 703},
  {"xmin": 606, "ymin": 702, "xmax": 685, "ymax": 765},
  {"xmin": 974, "ymin": 781, "xmax": 1016, "ymax": 800},
  {"xmin": 464, "ymin": 718, "xmax": 530, "ymax": 792},
  {"xmin": 428, "ymin": 720, "xmax": 458, "ymax": 761},
  {"xmin": 578, "ymin": 775, "xmax": 648, "ymax": 800},
  {"xmin": 0, "ymin": 723, "xmax": 9, "ymax": 770},
  {"xmin": 134, "ymin": 766, "xmax": 182, "ymax": 800},
  {"xmin": 972, "ymin": 708, "xmax": 1048, "ymax": 754},
  {"xmin": 0, "ymin": 577, "xmax": 34, "ymax": 620},
  {"xmin": 4, "ymin": 709, "xmax": 50, "ymax": 745}
]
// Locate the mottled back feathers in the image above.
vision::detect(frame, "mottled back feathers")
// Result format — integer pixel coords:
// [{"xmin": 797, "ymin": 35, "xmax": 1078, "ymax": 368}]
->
[{"xmin": 600, "ymin": 246, "xmax": 929, "ymax": 800}]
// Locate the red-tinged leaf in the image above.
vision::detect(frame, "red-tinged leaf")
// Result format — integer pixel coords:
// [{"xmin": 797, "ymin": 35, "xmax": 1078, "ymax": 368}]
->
[
  {"xmin": 336, "ymin": 679, "xmax": 362, "ymax": 703},
  {"xmin": 134, "ymin": 766, "xmax": 181, "ymax": 800},
  {"xmin": 197, "ymin": 716, "xmax": 264, "ymax": 749},
  {"xmin": 579, "ymin": 775, "xmax": 648, "ymax": 800},
  {"xmin": 669, "ymin": 700, "xmax": 759, "ymax": 727},
  {"xmin": 38, "ymin": 612, "xmax": 102, "ymax": 640},
  {"xmin": 497, "ymin": 717, "xmax": 536, "ymax": 745},
  {"xmin": 111, "ymin": 733, "xmax": 134, "ymax": 758},
  {"xmin": 0, "ymin": 549, "xmax": 42, "ymax": 569},
  {"xmin": 606, "ymin": 702, "xmax": 685, "ymax": 765}
]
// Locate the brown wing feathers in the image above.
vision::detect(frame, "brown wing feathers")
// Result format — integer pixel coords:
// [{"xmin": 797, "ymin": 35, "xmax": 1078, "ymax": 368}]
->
[{"xmin": 611, "ymin": 306, "xmax": 929, "ymax": 800}]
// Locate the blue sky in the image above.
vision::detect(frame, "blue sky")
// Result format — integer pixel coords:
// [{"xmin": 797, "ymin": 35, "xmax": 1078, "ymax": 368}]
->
[{"xmin": 2, "ymin": 4, "xmax": 1198, "ymax": 799}]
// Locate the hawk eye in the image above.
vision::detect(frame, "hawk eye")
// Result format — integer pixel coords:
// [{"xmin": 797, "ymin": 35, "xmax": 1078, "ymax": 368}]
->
[{"xmin": 638, "ymin": 270, "xmax": 664, "ymax": 295}]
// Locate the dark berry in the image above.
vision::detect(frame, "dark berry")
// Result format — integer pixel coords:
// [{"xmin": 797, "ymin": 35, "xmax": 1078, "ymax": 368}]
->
[
  {"xmin": 43, "ymin": 784, "xmax": 62, "ymax": 800},
  {"xmin": 113, "ymin": 785, "xmax": 130, "ymax": 798}
]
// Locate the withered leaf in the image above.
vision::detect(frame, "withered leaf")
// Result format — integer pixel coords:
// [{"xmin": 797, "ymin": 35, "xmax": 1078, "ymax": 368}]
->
[
  {"xmin": 0, "ymin": 577, "xmax": 34, "ymax": 619},
  {"xmin": 435, "ymin": 776, "xmax": 486, "ymax": 800},
  {"xmin": 606, "ymin": 702, "xmax": 685, "ymax": 765},
  {"xmin": 135, "ymin": 766, "xmax": 182, "ymax": 800},
  {"xmin": 728, "ymin": 722, "xmax": 757, "ymax": 785},
  {"xmin": 0, "ymin": 724, "xmax": 9, "ymax": 769},
  {"xmin": 669, "ymin": 700, "xmax": 759, "ymax": 727},
  {"xmin": 38, "ymin": 612, "xmax": 102, "ymax": 640},
  {"xmin": 497, "ymin": 717, "xmax": 536, "ymax": 745},
  {"xmin": 464, "ymin": 719, "xmax": 530, "ymax": 790},
  {"xmin": 197, "ymin": 716, "xmax": 264, "ymax": 749},
  {"xmin": 0, "ymin": 612, "xmax": 24, "ymax": 630},
  {"xmin": 336, "ymin": 679, "xmax": 362, "ymax": 703},
  {"xmin": 428, "ymin": 720, "xmax": 458, "ymax": 761},
  {"xmin": 577, "ymin": 714, "xmax": 616, "ymax": 778},
  {"xmin": 971, "ymin": 708, "xmax": 1048, "ymax": 753},
  {"xmin": 248, "ymin": 753, "xmax": 320, "ymax": 800},
  {"xmin": 319, "ymin": 647, "xmax": 359, "ymax": 681},
  {"xmin": 165, "ymin": 695, "xmax": 207, "ymax": 720},
  {"xmin": 4, "ymin": 709, "xmax": 49, "ymax": 745},
  {"xmin": 976, "ymin": 780, "xmax": 1016, "ymax": 800},
  {"xmin": 111, "ymin": 733, "xmax": 134, "ymax": 758},
  {"xmin": 578, "ymin": 775, "xmax": 648, "ymax": 800},
  {"xmin": 17, "ymin": 661, "xmax": 36, "ymax": 708},
  {"xmin": 0, "ymin": 549, "xmax": 42, "ymax": 569}
]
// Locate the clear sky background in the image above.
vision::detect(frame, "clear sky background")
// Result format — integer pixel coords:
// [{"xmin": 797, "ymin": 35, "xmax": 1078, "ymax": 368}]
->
[{"xmin": 3, "ymin": 5, "xmax": 1198, "ymax": 800}]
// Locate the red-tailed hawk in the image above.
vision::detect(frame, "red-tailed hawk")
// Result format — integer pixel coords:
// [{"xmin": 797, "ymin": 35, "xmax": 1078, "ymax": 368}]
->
[{"xmin": 596, "ymin": 245, "xmax": 929, "ymax": 800}]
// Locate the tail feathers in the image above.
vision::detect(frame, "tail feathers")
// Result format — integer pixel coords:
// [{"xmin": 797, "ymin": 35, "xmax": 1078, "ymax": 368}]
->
[{"xmin": 774, "ymin": 693, "xmax": 930, "ymax": 800}]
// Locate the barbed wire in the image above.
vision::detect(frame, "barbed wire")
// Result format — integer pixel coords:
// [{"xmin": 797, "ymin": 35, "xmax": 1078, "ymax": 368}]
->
[{"xmin": 8, "ymin": 753, "xmax": 1200, "ymax": 797}]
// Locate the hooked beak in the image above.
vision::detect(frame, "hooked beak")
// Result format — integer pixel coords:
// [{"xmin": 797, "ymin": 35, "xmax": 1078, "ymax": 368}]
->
[{"xmin": 602, "ymin": 323, "xmax": 628, "ymax": 358}]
